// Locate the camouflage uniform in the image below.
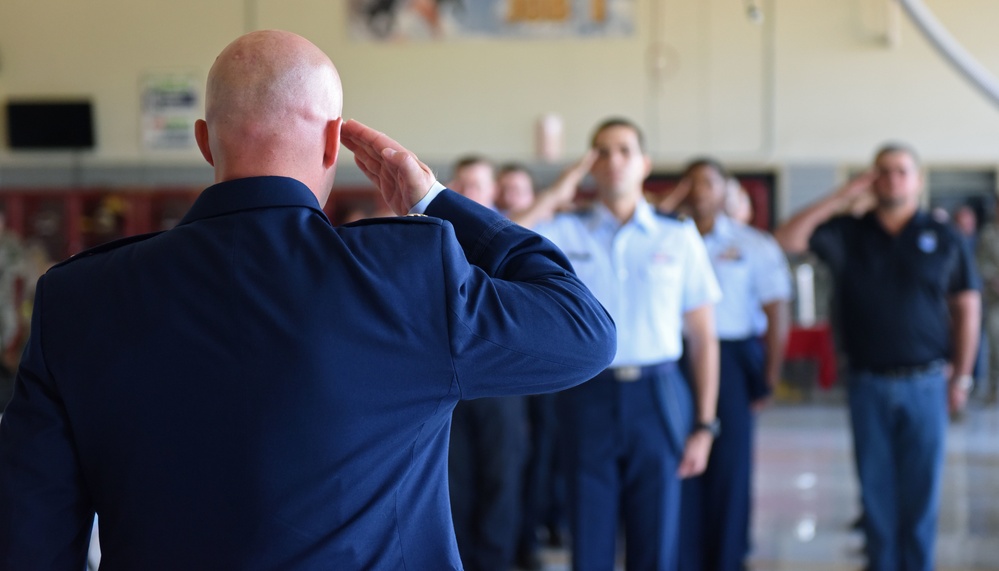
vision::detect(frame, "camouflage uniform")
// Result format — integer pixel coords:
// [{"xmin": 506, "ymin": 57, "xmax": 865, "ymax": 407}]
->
[
  {"xmin": 0, "ymin": 231, "xmax": 25, "ymax": 356},
  {"xmin": 976, "ymin": 221, "xmax": 999, "ymax": 402}
]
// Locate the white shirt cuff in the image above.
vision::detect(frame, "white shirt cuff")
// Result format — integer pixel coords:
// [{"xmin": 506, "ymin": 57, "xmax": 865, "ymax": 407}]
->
[{"xmin": 408, "ymin": 181, "xmax": 447, "ymax": 215}]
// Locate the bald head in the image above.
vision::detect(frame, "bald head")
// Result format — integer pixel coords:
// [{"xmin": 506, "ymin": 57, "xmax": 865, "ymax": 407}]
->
[{"xmin": 196, "ymin": 30, "xmax": 343, "ymax": 203}]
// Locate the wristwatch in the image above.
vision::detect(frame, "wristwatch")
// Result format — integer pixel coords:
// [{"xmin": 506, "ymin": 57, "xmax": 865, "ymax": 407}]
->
[
  {"xmin": 693, "ymin": 418, "xmax": 721, "ymax": 438},
  {"xmin": 953, "ymin": 374, "xmax": 974, "ymax": 392}
]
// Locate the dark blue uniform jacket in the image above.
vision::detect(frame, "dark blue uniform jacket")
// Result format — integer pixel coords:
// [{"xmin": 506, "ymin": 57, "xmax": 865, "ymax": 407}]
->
[{"xmin": 0, "ymin": 177, "xmax": 615, "ymax": 570}]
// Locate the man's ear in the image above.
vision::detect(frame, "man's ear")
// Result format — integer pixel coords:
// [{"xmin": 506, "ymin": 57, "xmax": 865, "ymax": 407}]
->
[
  {"xmin": 195, "ymin": 120, "xmax": 214, "ymax": 166},
  {"xmin": 642, "ymin": 154, "xmax": 653, "ymax": 179},
  {"xmin": 323, "ymin": 117, "xmax": 342, "ymax": 170}
]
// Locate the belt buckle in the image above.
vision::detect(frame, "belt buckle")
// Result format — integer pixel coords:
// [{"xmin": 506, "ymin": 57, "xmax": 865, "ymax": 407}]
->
[
  {"xmin": 613, "ymin": 366, "xmax": 641, "ymax": 382},
  {"xmin": 896, "ymin": 360, "xmax": 941, "ymax": 377}
]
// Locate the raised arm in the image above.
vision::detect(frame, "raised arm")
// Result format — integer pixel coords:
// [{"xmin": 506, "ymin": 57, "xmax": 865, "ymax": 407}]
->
[
  {"xmin": 650, "ymin": 176, "xmax": 692, "ymax": 214},
  {"xmin": 342, "ymin": 119, "xmax": 616, "ymax": 398},
  {"xmin": 509, "ymin": 151, "xmax": 596, "ymax": 229},
  {"xmin": 774, "ymin": 171, "xmax": 877, "ymax": 254}
]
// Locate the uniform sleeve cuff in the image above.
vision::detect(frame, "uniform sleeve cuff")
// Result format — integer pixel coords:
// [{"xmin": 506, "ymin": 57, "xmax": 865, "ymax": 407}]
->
[{"xmin": 409, "ymin": 181, "xmax": 447, "ymax": 215}]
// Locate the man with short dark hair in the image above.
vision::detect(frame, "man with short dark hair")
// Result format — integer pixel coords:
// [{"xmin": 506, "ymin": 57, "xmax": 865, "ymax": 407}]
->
[
  {"xmin": 518, "ymin": 117, "xmax": 721, "ymax": 571},
  {"xmin": 671, "ymin": 157, "xmax": 791, "ymax": 571},
  {"xmin": 496, "ymin": 163, "xmax": 537, "ymax": 218},
  {"xmin": 449, "ymin": 155, "xmax": 497, "ymax": 209},
  {"xmin": 775, "ymin": 143, "xmax": 980, "ymax": 571}
]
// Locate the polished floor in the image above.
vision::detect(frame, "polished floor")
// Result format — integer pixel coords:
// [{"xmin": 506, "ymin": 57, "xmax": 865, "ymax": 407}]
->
[
  {"xmin": 532, "ymin": 393, "xmax": 999, "ymax": 571},
  {"xmin": 58, "ymin": 390, "xmax": 999, "ymax": 570}
]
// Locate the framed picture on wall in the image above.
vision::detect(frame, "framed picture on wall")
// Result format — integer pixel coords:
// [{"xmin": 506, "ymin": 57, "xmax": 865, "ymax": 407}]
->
[{"xmin": 347, "ymin": 0, "xmax": 635, "ymax": 41}]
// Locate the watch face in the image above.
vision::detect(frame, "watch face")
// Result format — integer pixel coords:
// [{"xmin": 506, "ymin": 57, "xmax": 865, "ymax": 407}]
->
[
  {"xmin": 696, "ymin": 419, "xmax": 721, "ymax": 437},
  {"xmin": 956, "ymin": 375, "xmax": 974, "ymax": 391}
]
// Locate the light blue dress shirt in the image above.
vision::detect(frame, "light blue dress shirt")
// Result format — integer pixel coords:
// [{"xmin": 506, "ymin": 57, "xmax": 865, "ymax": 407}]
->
[
  {"xmin": 701, "ymin": 215, "xmax": 791, "ymax": 340},
  {"xmin": 537, "ymin": 199, "xmax": 722, "ymax": 367}
]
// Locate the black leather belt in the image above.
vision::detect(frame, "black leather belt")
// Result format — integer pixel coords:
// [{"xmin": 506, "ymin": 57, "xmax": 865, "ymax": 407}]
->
[{"xmin": 857, "ymin": 359, "xmax": 946, "ymax": 379}]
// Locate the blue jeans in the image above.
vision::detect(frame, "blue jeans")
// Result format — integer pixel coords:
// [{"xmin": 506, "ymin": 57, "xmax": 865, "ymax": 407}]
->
[{"xmin": 847, "ymin": 367, "xmax": 947, "ymax": 571}]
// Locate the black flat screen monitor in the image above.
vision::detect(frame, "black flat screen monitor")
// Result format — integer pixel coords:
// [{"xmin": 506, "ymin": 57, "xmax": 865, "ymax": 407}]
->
[{"xmin": 5, "ymin": 99, "xmax": 95, "ymax": 150}]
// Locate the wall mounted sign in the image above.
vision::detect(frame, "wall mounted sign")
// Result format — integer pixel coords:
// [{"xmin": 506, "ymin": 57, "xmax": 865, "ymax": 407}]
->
[{"xmin": 140, "ymin": 73, "xmax": 199, "ymax": 150}]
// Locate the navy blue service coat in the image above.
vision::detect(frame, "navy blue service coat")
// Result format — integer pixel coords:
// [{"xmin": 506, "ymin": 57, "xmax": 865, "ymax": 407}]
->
[{"xmin": 0, "ymin": 176, "xmax": 615, "ymax": 570}]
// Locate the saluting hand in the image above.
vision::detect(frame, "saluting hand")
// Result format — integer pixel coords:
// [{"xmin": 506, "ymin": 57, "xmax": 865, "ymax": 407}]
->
[
  {"xmin": 548, "ymin": 149, "xmax": 597, "ymax": 208},
  {"xmin": 838, "ymin": 170, "xmax": 877, "ymax": 198},
  {"xmin": 652, "ymin": 174, "xmax": 693, "ymax": 214},
  {"xmin": 509, "ymin": 149, "xmax": 598, "ymax": 228},
  {"xmin": 836, "ymin": 170, "xmax": 878, "ymax": 214},
  {"xmin": 341, "ymin": 119, "xmax": 438, "ymax": 215}
]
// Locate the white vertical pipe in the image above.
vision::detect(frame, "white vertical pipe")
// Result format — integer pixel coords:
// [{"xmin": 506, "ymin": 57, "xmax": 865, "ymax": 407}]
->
[
  {"xmin": 884, "ymin": 0, "xmax": 901, "ymax": 48},
  {"xmin": 645, "ymin": 0, "xmax": 666, "ymax": 157},
  {"xmin": 896, "ymin": 0, "xmax": 999, "ymax": 108},
  {"xmin": 760, "ymin": 0, "xmax": 776, "ymax": 156},
  {"xmin": 795, "ymin": 262, "xmax": 816, "ymax": 327},
  {"xmin": 245, "ymin": 0, "xmax": 258, "ymax": 33}
]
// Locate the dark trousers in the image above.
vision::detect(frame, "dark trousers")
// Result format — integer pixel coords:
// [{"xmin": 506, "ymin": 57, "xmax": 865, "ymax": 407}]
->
[
  {"xmin": 679, "ymin": 338, "xmax": 762, "ymax": 571},
  {"xmin": 449, "ymin": 396, "xmax": 527, "ymax": 571},
  {"xmin": 517, "ymin": 393, "xmax": 563, "ymax": 557},
  {"xmin": 557, "ymin": 362, "xmax": 691, "ymax": 571},
  {"xmin": 0, "ymin": 363, "xmax": 14, "ymax": 413}
]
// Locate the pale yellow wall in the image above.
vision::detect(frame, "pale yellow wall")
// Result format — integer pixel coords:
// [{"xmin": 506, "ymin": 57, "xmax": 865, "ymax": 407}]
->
[
  {"xmin": 775, "ymin": 0, "xmax": 999, "ymax": 163},
  {"xmin": 1, "ymin": 0, "xmax": 998, "ymax": 168}
]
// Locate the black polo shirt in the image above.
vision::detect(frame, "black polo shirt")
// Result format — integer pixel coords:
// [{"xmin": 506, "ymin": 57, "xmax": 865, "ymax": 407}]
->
[{"xmin": 810, "ymin": 211, "xmax": 980, "ymax": 371}]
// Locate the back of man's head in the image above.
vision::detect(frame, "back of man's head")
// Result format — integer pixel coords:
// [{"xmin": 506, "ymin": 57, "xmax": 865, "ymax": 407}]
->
[{"xmin": 196, "ymin": 30, "xmax": 344, "ymax": 204}]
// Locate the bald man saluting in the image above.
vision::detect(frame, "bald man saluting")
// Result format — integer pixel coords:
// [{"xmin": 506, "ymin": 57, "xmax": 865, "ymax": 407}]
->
[{"xmin": 0, "ymin": 30, "xmax": 615, "ymax": 570}]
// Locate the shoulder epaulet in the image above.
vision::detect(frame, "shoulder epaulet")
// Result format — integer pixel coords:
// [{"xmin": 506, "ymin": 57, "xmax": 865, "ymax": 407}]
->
[
  {"xmin": 654, "ymin": 210, "xmax": 687, "ymax": 222},
  {"xmin": 341, "ymin": 214, "xmax": 443, "ymax": 228},
  {"xmin": 52, "ymin": 231, "xmax": 164, "ymax": 269}
]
